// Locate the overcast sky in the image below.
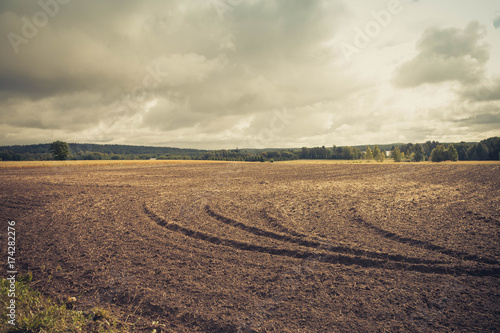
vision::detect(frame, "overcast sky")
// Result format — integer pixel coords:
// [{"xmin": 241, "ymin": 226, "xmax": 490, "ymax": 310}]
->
[{"xmin": 1, "ymin": 0, "xmax": 499, "ymax": 149}]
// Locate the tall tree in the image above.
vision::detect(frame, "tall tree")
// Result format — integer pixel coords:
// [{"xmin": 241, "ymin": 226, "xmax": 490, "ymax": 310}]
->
[
  {"xmin": 392, "ymin": 147, "xmax": 402, "ymax": 162},
  {"xmin": 476, "ymin": 143, "xmax": 489, "ymax": 160},
  {"xmin": 480, "ymin": 137, "xmax": 500, "ymax": 160},
  {"xmin": 414, "ymin": 143, "xmax": 425, "ymax": 162},
  {"xmin": 430, "ymin": 145, "xmax": 446, "ymax": 162},
  {"xmin": 447, "ymin": 144, "xmax": 458, "ymax": 161},
  {"xmin": 353, "ymin": 147, "xmax": 363, "ymax": 159},
  {"xmin": 466, "ymin": 145, "xmax": 478, "ymax": 160},
  {"xmin": 373, "ymin": 145, "xmax": 384, "ymax": 162},
  {"xmin": 300, "ymin": 147, "xmax": 310, "ymax": 159},
  {"xmin": 404, "ymin": 143, "xmax": 414, "ymax": 157},
  {"xmin": 50, "ymin": 141, "xmax": 71, "ymax": 160},
  {"xmin": 365, "ymin": 146, "xmax": 373, "ymax": 160},
  {"xmin": 454, "ymin": 141, "xmax": 471, "ymax": 161},
  {"xmin": 341, "ymin": 146, "xmax": 355, "ymax": 160}
]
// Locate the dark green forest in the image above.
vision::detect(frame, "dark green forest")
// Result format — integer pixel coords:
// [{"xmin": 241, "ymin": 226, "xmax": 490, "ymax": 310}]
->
[
  {"xmin": 0, "ymin": 137, "xmax": 498, "ymax": 162},
  {"xmin": 0, "ymin": 143, "xmax": 206, "ymax": 161}
]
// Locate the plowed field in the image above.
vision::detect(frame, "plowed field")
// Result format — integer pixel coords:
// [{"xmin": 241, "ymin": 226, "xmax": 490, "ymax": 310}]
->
[{"xmin": 1, "ymin": 162, "xmax": 499, "ymax": 332}]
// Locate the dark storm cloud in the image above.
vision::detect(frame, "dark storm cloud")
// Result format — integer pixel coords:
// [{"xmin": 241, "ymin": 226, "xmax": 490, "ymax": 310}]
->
[
  {"xmin": 0, "ymin": 1, "xmax": 351, "ymax": 135},
  {"xmin": 393, "ymin": 21, "xmax": 490, "ymax": 87}
]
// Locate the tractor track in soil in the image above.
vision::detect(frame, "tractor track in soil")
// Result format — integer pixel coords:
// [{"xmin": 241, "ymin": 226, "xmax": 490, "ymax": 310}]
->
[
  {"xmin": 347, "ymin": 208, "xmax": 500, "ymax": 265},
  {"xmin": 1, "ymin": 162, "xmax": 499, "ymax": 332},
  {"xmin": 144, "ymin": 203, "xmax": 500, "ymax": 277}
]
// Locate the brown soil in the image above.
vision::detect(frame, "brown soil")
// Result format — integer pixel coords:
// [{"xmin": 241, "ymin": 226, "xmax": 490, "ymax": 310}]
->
[{"xmin": 1, "ymin": 162, "xmax": 499, "ymax": 332}]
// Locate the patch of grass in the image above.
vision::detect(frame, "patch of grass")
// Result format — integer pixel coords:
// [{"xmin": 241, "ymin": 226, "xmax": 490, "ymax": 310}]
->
[{"xmin": 0, "ymin": 274, "xmax": 124, "ymax": 333}]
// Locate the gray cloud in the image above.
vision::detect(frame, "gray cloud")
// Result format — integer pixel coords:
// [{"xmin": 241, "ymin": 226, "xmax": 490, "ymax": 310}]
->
[
  {"xmin": 456, "ymin": 112, "xmax": 500, "ymax": 125},
  {"xmin": 393, "ymin": 21, "xmax": 490, "ymax": 88},
  {"xmin": 0, "ymin": 1, "xmax": 498, "ymax": 148},
  {"xmin": 460, "ymin": 77, "xmax": 500, "ymax": 102},
  {"xmin": 0, "ymin": 1, "xmax": 350, "ymax": 125}
]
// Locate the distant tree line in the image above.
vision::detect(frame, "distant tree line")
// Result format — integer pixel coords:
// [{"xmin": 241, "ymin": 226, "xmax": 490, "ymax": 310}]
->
[
  {"xmin": 0, "ymin": 137, "xmax": 498, "ymax": 162},
  {"xmin": 196, "ymin": 149, "xmax": 300, "ymax": 162},
  {"xmin": 300, "ymin": 145, "xmax": 383, "ymax": 161},
  {"xmin": 0, "ymin": 143, "xmax": 205, "ymax": 161},
  {"xmin": 388, "ymin": 137, "xmax": 499, "ymax": 162}
]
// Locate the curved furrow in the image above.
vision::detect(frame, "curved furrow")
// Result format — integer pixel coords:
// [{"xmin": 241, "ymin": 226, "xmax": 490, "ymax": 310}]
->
[
  {"xmin": 258, "ymin": 209, "xmax": 311, "ymax": 239},
  {"xmin": 206, "ymin": 206, "xmax": 451, "ymax": 266},
  {"xmin": 350, "ymin": 212, "xmax": 500, "ymax": 266},
  {"xmin": 144, "ymin": 204, "xmax": 500, "ymax": 277},
  {"xmin": 258, "ymin": 208, "xmax": 338, "ymax": 243}
]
